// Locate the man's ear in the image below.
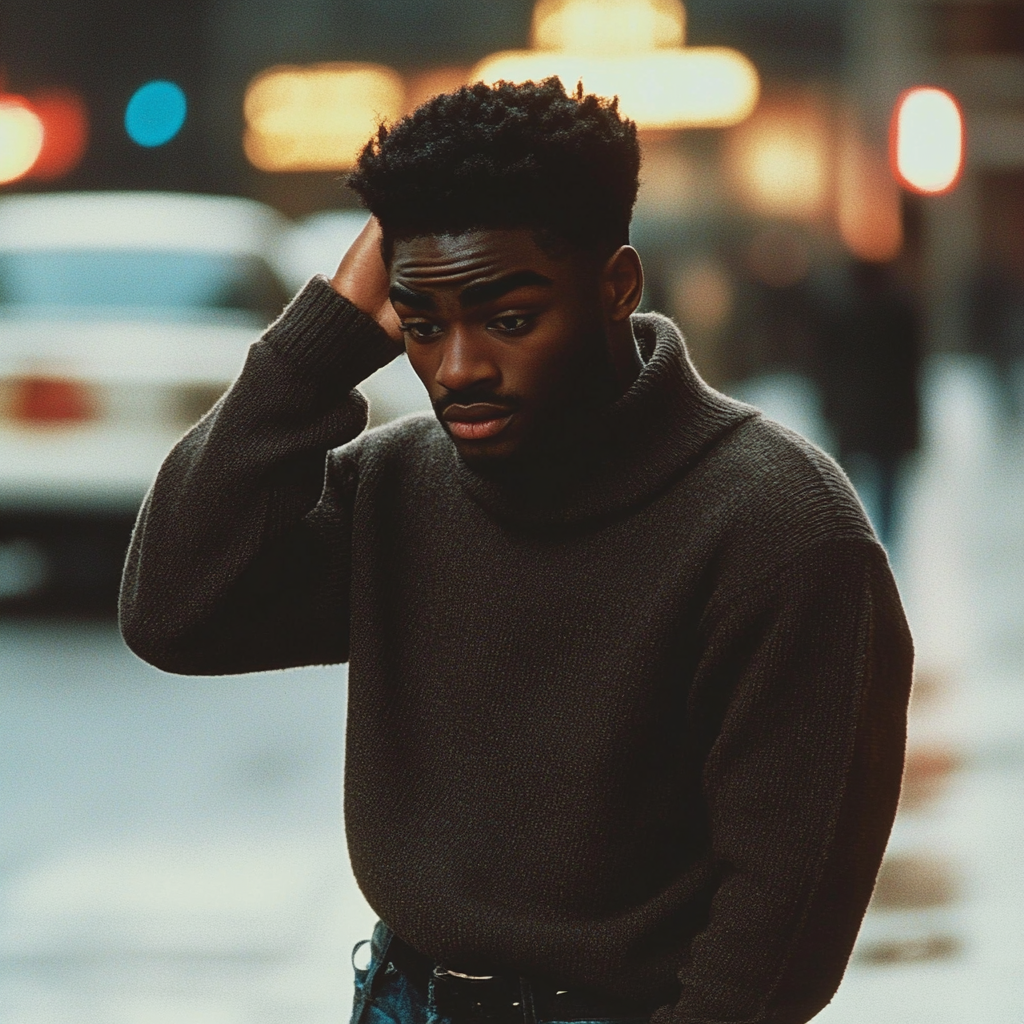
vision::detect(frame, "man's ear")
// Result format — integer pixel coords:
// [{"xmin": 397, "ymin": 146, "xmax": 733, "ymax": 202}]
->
[{"xmin": 601, "ymin": 246, "xmax": 644, "ymax": 323}]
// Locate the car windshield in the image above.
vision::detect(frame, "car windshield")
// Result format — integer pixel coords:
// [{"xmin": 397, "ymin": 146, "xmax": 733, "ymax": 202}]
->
[{"xmin": 0, "ymin": 250, "xmax": 289, "ymax": 323}]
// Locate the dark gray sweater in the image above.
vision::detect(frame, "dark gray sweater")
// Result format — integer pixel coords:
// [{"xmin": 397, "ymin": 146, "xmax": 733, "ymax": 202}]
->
[{"xmin": 120, "ymin": 276, "xmax": 913, "ymax": 1024}]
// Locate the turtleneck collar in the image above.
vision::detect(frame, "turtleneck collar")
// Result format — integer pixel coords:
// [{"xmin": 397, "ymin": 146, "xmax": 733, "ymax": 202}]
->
[{"xmin": 450, "ymin": 312, "xmax": 758, "ymax": 529}]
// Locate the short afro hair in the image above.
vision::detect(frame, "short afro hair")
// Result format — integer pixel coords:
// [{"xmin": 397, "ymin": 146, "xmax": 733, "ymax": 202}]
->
[{"xmin": 347, "ymin": 78, "xmax": 641, "ymax": 257}]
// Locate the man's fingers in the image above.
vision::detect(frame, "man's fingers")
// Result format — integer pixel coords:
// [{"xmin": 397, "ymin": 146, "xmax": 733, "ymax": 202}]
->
[
  {"xmin": 375, "ymin": 298, "xmax": 403, "ymax": 340},
  {"xmin": 330, "ymin": 216, "xmax": 402, "ymax": 342}
]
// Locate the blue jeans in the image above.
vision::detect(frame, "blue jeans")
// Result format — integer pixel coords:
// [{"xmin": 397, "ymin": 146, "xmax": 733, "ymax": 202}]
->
[{"xmin": 349, "ymin": 921, "xmax": 650, "ymax": 1024}]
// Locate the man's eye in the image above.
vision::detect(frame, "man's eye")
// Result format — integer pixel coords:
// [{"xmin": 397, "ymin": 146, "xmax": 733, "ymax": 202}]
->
[
  {"xmin": 401, "ymin": 321, "xmax": 442, "ymax": 340},
  {"xmin": 490, "ymin": 315, "xmax": 532, "ymax": 333}
]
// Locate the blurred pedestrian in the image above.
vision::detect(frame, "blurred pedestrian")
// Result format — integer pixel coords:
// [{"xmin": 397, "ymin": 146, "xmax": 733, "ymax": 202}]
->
[
  {"xmin": 816, "ymin": 260, "xmax": 922, "ymax": 547},
  {"xmin": 120, "ymin": 79, "xmax": 913, "ymax": 1024}
]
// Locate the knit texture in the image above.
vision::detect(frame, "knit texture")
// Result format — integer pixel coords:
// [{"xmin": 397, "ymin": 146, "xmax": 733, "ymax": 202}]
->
[{"xmin": 120, "ymin": 275, "xmax": 913, "ymax": 1024}]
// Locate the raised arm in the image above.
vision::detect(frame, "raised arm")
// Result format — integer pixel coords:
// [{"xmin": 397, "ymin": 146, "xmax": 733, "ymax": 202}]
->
[
  {"xmin": 120, "ymin": 219, "xmax": 404, "ymax": 675},
  {"xmin": 659, "ymin": 538, "xmax": 913, "ymax": 1024}
]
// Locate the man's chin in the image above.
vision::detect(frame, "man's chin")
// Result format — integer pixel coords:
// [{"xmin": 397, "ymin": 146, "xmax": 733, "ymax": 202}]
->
[{"xmin": 449, "ymin": 435, "xmax": 522, "ymax": 470}]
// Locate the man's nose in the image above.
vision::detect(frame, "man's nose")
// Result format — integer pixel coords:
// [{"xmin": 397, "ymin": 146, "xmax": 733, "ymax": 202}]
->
[{"xmin": 435, "ymin": 326, "xmax": 500, "ymax": 393}]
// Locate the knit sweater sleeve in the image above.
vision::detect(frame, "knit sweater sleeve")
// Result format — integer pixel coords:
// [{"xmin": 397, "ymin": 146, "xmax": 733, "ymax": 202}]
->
[
  {"xmin": 118, "ymin": 275, "xmax": 403, "ymax": 675},
  {"xmin": 658, "ymin": 537, "xmax": 913, "ymax": 1024}
]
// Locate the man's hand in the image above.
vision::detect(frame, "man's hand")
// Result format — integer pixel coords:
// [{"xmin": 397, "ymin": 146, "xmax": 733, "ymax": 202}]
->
[{"xmin": 330, "ymin": 216, "xmax": 403, "ymax": 342}]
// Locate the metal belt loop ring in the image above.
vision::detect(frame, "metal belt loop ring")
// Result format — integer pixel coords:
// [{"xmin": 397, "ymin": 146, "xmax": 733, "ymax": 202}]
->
[
  {"xmin": 434, "ymin": 966, "xmax": 497, "ymax": 981},
  {"xmin": 351, "ymin": 938, "xmax": 372, "ymax": 974}
]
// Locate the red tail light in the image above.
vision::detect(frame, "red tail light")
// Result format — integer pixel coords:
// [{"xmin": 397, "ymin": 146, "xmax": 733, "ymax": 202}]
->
[{"xmin": 7, "ymin": 376, "xmax": 96, "ymax": 424}]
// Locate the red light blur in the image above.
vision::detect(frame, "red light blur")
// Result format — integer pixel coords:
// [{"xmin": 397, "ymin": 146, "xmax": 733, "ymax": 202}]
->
[
  {"xmin": 27, "ymin": 89, "xmax": 89, "ymax": 180},
  {"xmin": 8, "ymin": 377, "xmax": 96, "ymax": 425}
]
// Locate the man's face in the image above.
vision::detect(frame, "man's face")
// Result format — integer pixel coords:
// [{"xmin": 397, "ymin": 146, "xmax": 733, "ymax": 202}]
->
[{"xmin": 389, "ymin": 229, "xmax": 614, "ymax": 467}]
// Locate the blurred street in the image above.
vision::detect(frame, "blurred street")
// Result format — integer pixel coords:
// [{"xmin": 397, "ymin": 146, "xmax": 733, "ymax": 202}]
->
[
  {"xmin": 819, "ymin": 353, "xmax": 1024, "ymax": 1024},
  {"xmin": 0, "ymin": 352, "xmax": 1023, "ymax": 1024},
  {"xmin": 0, "ymin": 628, "xmax": 376, "ymax": 1024}
]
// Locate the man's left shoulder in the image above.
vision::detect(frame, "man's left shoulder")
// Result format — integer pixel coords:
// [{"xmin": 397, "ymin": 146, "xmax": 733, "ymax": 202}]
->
[{"xmin": 694, "ymin": 408, "xmax": 879, "ymax": 560}]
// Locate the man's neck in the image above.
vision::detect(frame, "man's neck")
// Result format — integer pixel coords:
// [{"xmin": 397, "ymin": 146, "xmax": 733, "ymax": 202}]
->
[{"xmin": 607, "ymin": 320, "xmax": 645, "ymax": 396}]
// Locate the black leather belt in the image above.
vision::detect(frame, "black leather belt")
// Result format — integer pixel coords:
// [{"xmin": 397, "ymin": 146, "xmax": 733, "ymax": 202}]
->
[{"xmin": 383, "ymin": 932, "xmax": 655, "ymax": 1024}]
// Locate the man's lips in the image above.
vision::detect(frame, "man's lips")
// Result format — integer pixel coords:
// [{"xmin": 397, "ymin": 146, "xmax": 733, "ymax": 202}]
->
[{"xmin": 441, "ymin": 403, "xmax": 516, "ymax": 441}]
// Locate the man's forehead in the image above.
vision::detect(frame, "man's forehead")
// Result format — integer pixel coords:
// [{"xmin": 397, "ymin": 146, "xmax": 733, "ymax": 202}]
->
[{"xmin": 389, "ymin": 228, "xmax": 555, "ymax": 283}]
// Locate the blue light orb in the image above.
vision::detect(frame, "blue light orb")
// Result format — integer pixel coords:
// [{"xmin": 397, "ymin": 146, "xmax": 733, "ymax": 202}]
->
[{"xmin": 125, "ymin": 81, "xmax": 187, "ymax": 147}]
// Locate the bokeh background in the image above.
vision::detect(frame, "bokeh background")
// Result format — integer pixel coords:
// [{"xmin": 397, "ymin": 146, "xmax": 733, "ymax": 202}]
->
[{"xmin": 1, "ymin": 1, "xmax": 1023, "ymax": 1021}]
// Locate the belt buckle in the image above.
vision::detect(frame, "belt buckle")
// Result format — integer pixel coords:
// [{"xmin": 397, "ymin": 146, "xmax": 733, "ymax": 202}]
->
[
  {"xmin": 434, "ymin": 966, "xmax": 497, "ymax": 981},
  {"xmin": 432, "ymin": 966, "xmax": 524, "ymax": 1021}
]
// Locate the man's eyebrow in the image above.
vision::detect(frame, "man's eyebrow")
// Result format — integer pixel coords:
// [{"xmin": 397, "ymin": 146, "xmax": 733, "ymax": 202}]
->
[
  {"xmin": 459, "ymin": 270, "xmax": 554, "ymax": 309},
  {"xmin": 389, "ymin": 283, "xmax": 436, "ymax": 310}
]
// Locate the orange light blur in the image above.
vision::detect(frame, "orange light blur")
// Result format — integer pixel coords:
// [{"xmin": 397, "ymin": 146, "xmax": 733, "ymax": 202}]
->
[
  {"xmin": 5, "ymin": 377, "xmax": 96, "ymax": 426},
  {"xmin": 472, "ymin": 0, "xmax": 757, "ymax": 131},
  {"xmin": 473, "ymin": 48, "xmax": 759, "ymax": 130},
  {"xmin": 0, "ymin": 96, "xmax": 45, "ymax": 185},
  {"xmin": 671, "ymin": 258, "xmax": 733, "ymax": 332},
  {"xmin": 405, "ymin": 67, "xmax": 470, "ymax": 114},
  {"xmin": 28, "ymin": 90, "xmax": 89, "ymax": 180},
  {"xmin": 838, "ymin": 123, "xmax": 903, "ymax": 262},
  {"xmin": 726, "ymin": 97, "xmax": 830, "ymax": 220},
  {"xmin": 243, "ymin": 63, "xmax": 405, "ymax": 172},
  {"xmin": 531, "ymin": 0, "xmax": 685, "ymax": 55},
  {"xmin": 891, "ymin": 87, "xmax": 964, "ymax": 196}
]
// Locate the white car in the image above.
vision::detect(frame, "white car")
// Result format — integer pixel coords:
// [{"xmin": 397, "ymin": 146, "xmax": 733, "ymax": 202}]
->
[{"xmin": 0, "ymin": 192, "xmax": 289, "ymax": 607}]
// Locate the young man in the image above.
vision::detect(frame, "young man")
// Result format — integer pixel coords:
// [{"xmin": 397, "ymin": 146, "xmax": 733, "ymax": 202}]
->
[{"xmin": 120, "ymin": 79, "xmax": 913, "ymax": 1024}]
